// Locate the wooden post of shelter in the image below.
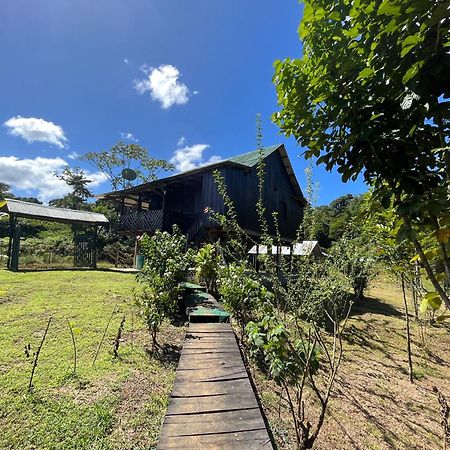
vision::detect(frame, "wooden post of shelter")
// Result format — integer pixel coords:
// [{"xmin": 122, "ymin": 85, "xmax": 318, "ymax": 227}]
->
[
  {"xmin": 10, "ymin": 222, "xmax": 20, "ymax": 272},
  {"xmin": 133, "ymin": 235, "xmax": 139, "ymax": 269},
  {"xmin": 6, "ymin": 214, "xmax": 14, "ymax": 269},
  {"xmin": 92, "ymin": 225, "xmax": 98, "ymax": 269}
]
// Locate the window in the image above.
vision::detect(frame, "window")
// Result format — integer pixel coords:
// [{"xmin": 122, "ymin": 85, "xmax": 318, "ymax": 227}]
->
[{"xmin": 279, "ymin": 201, "xmax": 287, "ymax": 220}]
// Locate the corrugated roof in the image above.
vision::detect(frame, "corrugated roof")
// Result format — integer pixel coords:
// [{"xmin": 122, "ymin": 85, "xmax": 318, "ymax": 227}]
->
[
  {"xmin": 226, "ymin": 145, "xmax": 280, "ymax": 167},
  {"xmin": 1, "ymin": 198, "xmax": 109, "ymax": 225}
]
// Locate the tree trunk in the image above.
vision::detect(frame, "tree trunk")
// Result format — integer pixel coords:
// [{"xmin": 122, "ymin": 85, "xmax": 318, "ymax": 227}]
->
[{"xmin": 412, "ymin": 237, "xmax": 450, "ymax": 310}]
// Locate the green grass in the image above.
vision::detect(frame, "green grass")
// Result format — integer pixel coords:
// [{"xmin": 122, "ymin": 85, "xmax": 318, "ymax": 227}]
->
[{"xmin": 0, "ymin": 269, "xmax": 183, "ymax": 450}]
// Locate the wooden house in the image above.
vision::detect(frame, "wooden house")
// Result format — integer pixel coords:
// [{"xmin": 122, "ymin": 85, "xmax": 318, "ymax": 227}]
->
[{"xmin": 100, "ymin": 144, "xmax": 307, "ymax": 244}]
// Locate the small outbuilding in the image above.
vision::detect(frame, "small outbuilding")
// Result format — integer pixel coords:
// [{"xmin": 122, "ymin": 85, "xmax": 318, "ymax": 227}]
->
[
  {"xmin": 248, "ymin": 240, "xmax": 325, "ymax": 258},
  {"xmin": 0, "ymin": 198, "xmax": 108, "ymax": 271}
]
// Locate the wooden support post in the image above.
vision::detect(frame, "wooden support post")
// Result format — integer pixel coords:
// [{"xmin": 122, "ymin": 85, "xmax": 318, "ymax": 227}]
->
[
  {"xmin": 133, "ymin": 236, "xmax": 138, "ymax": 269},
  {"xmin": 6, "ymin": 215, "xmax": 14, "ymax": 269},
  {"xmin": 10, "ymin": 223, "xmax": 20, "ymax": 272},
  {"xmin": 92, "ymin": 226, "xmax": 98, "ymax": 269},
  {"xmin": 256, "ymin": 243, "xmax": 259, "ymax": 273}
]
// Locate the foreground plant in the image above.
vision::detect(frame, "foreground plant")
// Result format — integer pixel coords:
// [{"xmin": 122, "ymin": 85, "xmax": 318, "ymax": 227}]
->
[
  {"xmin": 274, "ymin": 0, "xmax": 450, "ymax": 310},
  {"xmin": 194, "ymin": 243, "xmax": 221, "ymax": 293},
  {"xmin": 247, "ymin": 305, "xmax": 350, "ymax": 449},
  {"xmin": 136, "ymin": 226, "xmax": 191, "ymax": 351}
]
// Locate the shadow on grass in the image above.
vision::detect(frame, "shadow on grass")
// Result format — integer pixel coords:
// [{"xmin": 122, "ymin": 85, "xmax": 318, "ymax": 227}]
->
[
  {"xmin": 146, "ymin": 343, "xmax": 182, "ymax": 366},
  {"xmin": 335, "ymin": 377, "xmax": 438, "ymax": 449},
  {"xmin": 351, "ymin": 295, "xmax": 402, "ymax": 318}
]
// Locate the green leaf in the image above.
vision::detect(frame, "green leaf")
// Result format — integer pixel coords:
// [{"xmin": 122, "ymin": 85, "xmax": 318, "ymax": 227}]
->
[
  {"xmin": 409, "ymin": 254, "xmax": 419, "ymax": 263},
  {"xmin": 357, "ymin": 67, "xmax": 375, "ymax": 80},
  {"xmin": 378, "ymin": 1, "xmax": 401, "ymax": 16},
  {"xmin": 329, "ymin": 11, "xmax": 341, "ymax": 21},
  {"xmin": 402, "ymin": 61, "xmax": 424, "ymax": 84},
  {"xmin": 420, "ymin": 292, "xmax": 442, "ymax": 313}
]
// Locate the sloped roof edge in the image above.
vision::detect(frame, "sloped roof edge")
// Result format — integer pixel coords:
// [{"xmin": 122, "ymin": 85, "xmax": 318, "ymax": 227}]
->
[
  {"xmin": 99, "ymin": 144, "xmax": 306, "ymax": 204},
  {"xmin": 1, "ymin": 198, "xmax": 109, "ymax": 225}
]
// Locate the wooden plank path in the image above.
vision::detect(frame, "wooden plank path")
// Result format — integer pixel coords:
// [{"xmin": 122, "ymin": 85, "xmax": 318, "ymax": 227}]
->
[
  {"xmin": 157, "ymin": 323, "xmax": 273, "ymax": 449},
  {"xmin": 180, "ymin": 283, "xmax": 230, "ymax": 322}
]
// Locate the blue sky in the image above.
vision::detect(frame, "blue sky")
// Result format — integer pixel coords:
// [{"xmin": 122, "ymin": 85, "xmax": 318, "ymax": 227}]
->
[{"xmin": 0, "ymin": 0, "xmax": 367, "ymax": 205}]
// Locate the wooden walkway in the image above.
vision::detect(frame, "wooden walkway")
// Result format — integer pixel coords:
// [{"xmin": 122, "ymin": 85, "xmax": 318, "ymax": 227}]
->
[{"xmin": 157, "ymin": 323, "xmax": 273, "ymax": 449}]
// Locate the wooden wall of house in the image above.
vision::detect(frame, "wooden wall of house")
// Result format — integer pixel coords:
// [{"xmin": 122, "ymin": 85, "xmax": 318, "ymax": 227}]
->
[
  {"xmin": 223, "ymin": 151, "xmax": 303, "ymax": 240},
  {"xmin": 201, "ymin": 170, "xmax": 225, "ymax": 225},
  {"xmin": 164, "ymin": 181, "xmax": 203, "ymax": 216}
]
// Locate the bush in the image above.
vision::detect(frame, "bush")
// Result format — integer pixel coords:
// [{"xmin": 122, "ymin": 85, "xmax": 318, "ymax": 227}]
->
[
  {"xmin": 330, "ymin": 236, "xmax": 377, "ymax": 301},
  {"xmin": 218, "ymin": 262, "xmax": 272, "ymax": 335},
  {"xmin": 136, "ymin": 226, "xmax": 192, "ymax": 350},
  {"xmin": 194, "ymin": 243, "xmax": 221, "ymax": 293},
  {"xmin": 285, "ymin": 260, "xmax": 352, "ymax": 327}
]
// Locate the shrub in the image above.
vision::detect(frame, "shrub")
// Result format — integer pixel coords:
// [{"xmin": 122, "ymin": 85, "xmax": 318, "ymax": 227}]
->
[
  {"xmin": 194, "ymin": 243, "xmax": 221, "ymax": 293},
  {"xmin": 330, "ymin": 236, "xmax": 377, "ymax": 301},
  {"xmin": 218, "ymin": 262, "xmax": 272, "ymax": 335},
  {"xmin": 136, "ymin": 226, "xmax": 192, "ymax": 350}
]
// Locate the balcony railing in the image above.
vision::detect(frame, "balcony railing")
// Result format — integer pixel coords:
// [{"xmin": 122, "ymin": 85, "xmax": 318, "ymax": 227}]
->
[{"xmin": 119, "ymin": 209, "xmax": 201, "ymax": 235}]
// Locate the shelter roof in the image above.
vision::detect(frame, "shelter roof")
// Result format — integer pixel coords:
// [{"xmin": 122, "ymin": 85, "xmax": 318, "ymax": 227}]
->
[{"xmin": 1, "ymin": 198, "xmax": 109, "ymax": 226}]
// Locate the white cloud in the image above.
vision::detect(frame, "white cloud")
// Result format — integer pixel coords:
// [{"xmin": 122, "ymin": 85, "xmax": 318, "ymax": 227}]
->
[
  {"xmin": 0, "ymin": 156, "xmax": 107, "ymax": 203},
  {"xmin": 206, "ymin": 155, "xmax": 222, "ymax": 164},
  {"xmin": 120, "ymin": 131, "xmax": 138, "ymax": 142},
  {"xmin": 134, "ymin": 64, "xmax": 191, "ymax": 109},
  {"xmin": 170, "ymin": 144, "xmax": 222, "ymax": 172},
  {"xmin": 177, "ymin": 136, "xmax": 186, "ymax": 146},
  {"xmin": 68, "ymin": 151, "xmax": 80, "ymax": 160},
  {"xmin": 4, "ymin": 116, "xmax": 68, "ymax": 148},
  {"xmin": 123, "ymin": 58, "xmax": 129, "ymax": 64}
]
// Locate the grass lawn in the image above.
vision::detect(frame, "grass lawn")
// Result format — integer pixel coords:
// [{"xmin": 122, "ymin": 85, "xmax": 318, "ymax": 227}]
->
[
  {"xmin": 251, "ymin": 274, "xmax": 450, "ymax": 450},
  {"xmin": 0, "ymin": 269, "xmax": 185, "ymax": 450}
]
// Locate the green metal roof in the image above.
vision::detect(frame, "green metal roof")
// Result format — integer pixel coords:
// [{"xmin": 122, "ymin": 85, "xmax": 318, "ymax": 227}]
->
[{"xmin": 226, "ymin": 145, "xmax": 280, "ymax": 167}]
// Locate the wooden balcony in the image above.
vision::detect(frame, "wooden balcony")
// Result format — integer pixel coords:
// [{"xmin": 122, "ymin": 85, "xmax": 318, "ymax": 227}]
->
[{"xmin": 118, "ymin": 209, "xmax": 200, "ymax": 235}]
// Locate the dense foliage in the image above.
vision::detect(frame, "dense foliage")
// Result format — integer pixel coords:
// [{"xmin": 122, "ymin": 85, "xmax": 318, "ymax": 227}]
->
[
  {"xmin": 136, "ymin": 226, "xmax": 192, "ymax": 349},
  {"xmin": 218, "ymin": 262, "xmax": 273, "ymax": 335},
  {"xmin": 194, "ymin": 243, "xmax": 221, "ymax": 293},
  {"xmin": 274, "ymin": 0, "xmax": 450, "ymax": 310}
]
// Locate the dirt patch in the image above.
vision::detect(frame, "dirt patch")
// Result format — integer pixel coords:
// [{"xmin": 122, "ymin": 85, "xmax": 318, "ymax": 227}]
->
[
  {"xmin": 56, "ymin": 372, "xmax": 121, "ymax": 405},
  {"xmin": 251, "ymin": 278, "xmax": 450, "ymax": 450},
  {"xmin": 109, "ymin": 322, "xmax": 186, "ymax": 450}
]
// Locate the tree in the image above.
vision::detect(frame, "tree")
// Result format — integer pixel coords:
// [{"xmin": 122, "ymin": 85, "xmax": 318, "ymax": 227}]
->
[
  {"xmin": 273, "ymin": 0, "xmax": 450, "ymax": 309},
  {"xmin": 0, "ymin": 183, "xmax": 10, "ymax": 200},
  {"xmin": 84, "ymin": 141, "xmax": 173, "ymax": 191},
  {"xmin": 50, "ymin": 167, "xmax": 93, "ymax": 210},
  {"xmin": 212, "ymin": 125, "xmax": 353, "ymax": 449}
]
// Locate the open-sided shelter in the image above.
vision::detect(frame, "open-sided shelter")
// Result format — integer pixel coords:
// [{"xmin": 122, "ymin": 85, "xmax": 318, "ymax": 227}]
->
[{"xmin": 0, "ymin": 198, "xmax": 108, "ymax": 271}]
